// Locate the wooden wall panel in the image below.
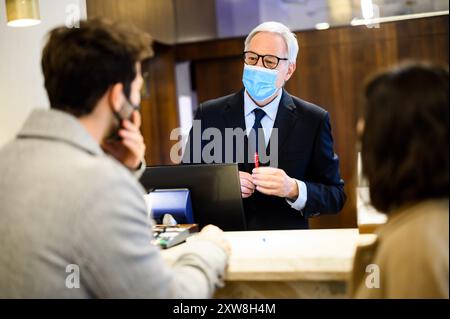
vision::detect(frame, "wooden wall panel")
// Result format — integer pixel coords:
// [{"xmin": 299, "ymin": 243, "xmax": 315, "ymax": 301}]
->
[
  {"xmin": 87, "ymin": 0, "xmax": 220, "ymax": 44},
  {"xmin": 174, "ymin": 0, "xmax": 217, "ymax": 43},
  {"xmin": 193, "ymin": 57, "xmax": 244, "ymax": 103},
  {"xmin": 140, "ymin": 44, "xmax": 180, "ymax": 165},
  {"xmin": 87, "ymin": 0, "xmax": 176, "ymax": 43}
]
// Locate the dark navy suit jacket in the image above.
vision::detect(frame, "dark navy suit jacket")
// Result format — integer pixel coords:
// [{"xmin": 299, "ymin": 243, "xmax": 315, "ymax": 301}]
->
[{"xmin": 183, "ymin": 88, "xmax": 346, "ymax": 230}]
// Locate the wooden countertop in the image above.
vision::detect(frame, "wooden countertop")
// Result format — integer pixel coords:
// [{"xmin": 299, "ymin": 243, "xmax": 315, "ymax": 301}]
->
[{"xmin": 161, "ymin": 228, "xmax": 376, "ymax": 282}]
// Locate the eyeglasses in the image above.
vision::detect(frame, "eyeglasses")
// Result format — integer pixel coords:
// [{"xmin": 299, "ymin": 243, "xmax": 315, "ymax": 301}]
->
[{"xmin": 243, "ymin": 51, "xmax": 288, "ymax": 69}]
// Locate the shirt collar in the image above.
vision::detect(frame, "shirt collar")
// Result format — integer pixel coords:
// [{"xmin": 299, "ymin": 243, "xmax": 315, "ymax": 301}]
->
[
  {"xmin": 17, "ymin": 108, "xmax": 104, "ymax": 156},
  {"xmin": 244, "ymin": 89, "xmax": 283, "ymax": 121}
]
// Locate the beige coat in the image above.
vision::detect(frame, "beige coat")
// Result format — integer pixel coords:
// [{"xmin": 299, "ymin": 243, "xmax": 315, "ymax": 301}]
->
[{"xmin": 350, "ymin": 198, "xmax": 449, "ymax": 299}]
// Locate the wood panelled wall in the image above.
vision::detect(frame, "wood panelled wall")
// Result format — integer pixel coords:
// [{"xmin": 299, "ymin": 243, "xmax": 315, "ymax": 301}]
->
[
  {"xmin": 86, "ymin": 0, "xmax": 448, "ymax": 229},
  {"xmin": 87, "ymin": 0, "xmax": 217, "ymax": 44},
  {"xmin": 140, "ymin": 44, "xmax": 180, "ymax": 166},
  {"xmin": 176, "ymin": 16, "xmax": 449, "ymax": 229},
  {"xmin": 87, "ymin": 0, "xmax": 176, "ymax": 43}
]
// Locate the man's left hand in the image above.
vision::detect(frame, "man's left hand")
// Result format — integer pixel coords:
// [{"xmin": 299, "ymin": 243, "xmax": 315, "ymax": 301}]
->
[
  {"xmin": 252, "ymin": 167, "xmax": 299, "ymax": 200},
  {"xmin": 102, "ymin": 111, "xmax": 146, "ymax": 170}
]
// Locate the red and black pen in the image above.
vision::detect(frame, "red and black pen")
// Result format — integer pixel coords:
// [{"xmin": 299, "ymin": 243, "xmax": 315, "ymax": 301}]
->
[{"xmin": 254, "ymin": 152, "xmax": 260, "ymax": 168}]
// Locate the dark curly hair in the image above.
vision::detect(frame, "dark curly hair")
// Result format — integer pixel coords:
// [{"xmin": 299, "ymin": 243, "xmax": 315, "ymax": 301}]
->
[
  {"xmin": 361, "ymin": 62, "xmax": 449, "ymax": 212},
  {"xmin": 41, "ymin": 18, "xmax": 153, "ymax": 117}
]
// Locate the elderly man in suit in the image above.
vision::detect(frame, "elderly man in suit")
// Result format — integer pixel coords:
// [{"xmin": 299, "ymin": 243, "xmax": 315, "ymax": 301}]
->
[
  {"xmin": 184, "ymin": 22, "xmax": 346, "ymax": 230},
  {"xmin": 0, "ymin": 18, "xmax": 229, "ymax": 298}
]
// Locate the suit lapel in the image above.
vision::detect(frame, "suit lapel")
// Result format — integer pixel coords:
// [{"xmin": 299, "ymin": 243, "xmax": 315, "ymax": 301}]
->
[
  {"xmin": 268, "ymin": 89, "xmax": 298, "ymax": 152},
  {"xmin": 222, "ymin": 88, "xmax": 246, "ymax": 131},
  {"xmin": 222, "ymin": 89, "xmax": 250, "ymax": 169}
]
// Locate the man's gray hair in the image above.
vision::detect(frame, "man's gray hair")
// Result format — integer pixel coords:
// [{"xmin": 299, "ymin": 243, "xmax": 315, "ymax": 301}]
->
[{"xmin": 244, "ymin": 21, "xmax": 299, "ymax": 64}]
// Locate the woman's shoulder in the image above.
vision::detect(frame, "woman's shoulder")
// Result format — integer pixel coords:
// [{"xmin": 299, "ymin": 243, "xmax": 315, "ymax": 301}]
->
[{"xmin": 378, "ymin": 199, "xmax": 448, "ymax": 247}]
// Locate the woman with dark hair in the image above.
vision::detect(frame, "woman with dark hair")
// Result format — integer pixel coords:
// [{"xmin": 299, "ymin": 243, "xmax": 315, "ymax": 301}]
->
[{"xmin": 350, "ymin": 62, "xmax": 449, "ymax": 298}]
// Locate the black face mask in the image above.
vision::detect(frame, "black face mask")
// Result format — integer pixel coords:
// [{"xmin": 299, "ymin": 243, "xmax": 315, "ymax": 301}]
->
[
  {"xmin": 108, "ymin": 95, "xmax": 140, "ymax": 141},
  {"xmin": 114, "ymin": 97, "xmax": 140, "ymax": 122}
]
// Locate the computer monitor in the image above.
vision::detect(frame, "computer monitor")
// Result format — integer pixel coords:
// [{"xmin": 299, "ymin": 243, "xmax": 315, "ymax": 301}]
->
[{"xmin": 139, "ymin": 163, "xmax": 246, "ymax": 231}]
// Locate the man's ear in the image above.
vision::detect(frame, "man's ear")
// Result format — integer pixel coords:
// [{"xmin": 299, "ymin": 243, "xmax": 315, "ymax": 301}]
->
[
  {"xmin": 108, "ymin": 83, "xmax": 124, "ymax": 113},
  {"xmin": 285, "ymin": 63, "xmax": 296, "ymax": 82}
]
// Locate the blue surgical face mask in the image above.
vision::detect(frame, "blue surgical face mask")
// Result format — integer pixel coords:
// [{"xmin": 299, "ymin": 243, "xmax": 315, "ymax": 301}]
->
[{"xmin": 242, "ymin": 64, "xmax": 279, "ymax": 102}]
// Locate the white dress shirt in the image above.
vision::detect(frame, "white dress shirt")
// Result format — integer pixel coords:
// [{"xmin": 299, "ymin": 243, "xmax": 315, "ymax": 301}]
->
[{"xmin": 244, "ymin": 90, "xmax": 307, "ymax": 211}]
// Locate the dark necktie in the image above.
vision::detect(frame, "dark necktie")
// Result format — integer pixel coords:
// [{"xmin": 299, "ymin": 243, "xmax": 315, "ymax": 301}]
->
[{"xmin": 251, "ymin": 108, "xmax": 267, "ymax": 155}]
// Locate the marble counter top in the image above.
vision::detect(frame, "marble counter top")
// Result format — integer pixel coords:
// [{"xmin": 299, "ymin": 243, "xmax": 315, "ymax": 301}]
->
[{"xmin": 162, "ymin": 228, "xmax": 376, "ymax": 282}]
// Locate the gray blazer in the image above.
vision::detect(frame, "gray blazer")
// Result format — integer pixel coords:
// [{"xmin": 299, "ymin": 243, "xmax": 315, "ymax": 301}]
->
[{"xmin": 0, "ymin": 109, "xmax": 227, "ymax": 298}]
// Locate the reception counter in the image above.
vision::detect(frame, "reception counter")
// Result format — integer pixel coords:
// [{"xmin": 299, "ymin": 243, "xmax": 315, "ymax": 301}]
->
[{"xmin": 162, "ymin": 228, "xmax": 376, "ymax": 298}]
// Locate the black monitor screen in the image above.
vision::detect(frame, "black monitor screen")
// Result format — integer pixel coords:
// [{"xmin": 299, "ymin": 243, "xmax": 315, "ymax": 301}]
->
[{"xmin": 139, "ymin": 163, "xmax": 246, "ymax": 231}]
